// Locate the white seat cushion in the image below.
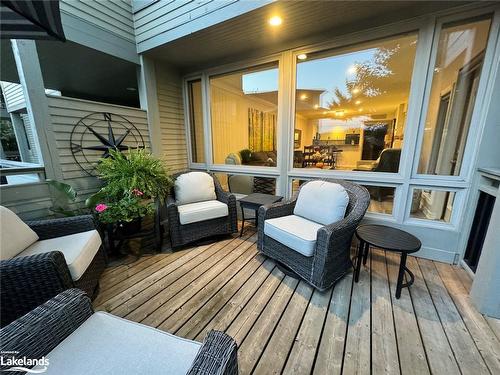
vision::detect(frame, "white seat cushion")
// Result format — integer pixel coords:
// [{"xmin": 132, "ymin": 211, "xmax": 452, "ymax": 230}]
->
[
  {"xmin": 175, "ymin": 172, "xmax": 216, "ymax": 205},
  {"xmin": 0, "ymin": 206, "xmax": 39, "ymax": 260},
  {"xmin": 264, "ymin": 215, "xmax": 323, "ymax": 257},
  {"xmin": 178, "ymin": 200, "xmax": 229, "ymax": 225},
  {"xmin": 34, "ymin": 312, "xmax": 202, "ymax": 375},
  {"xmin": 294, "ymin": 180, "xmax": 349, "ymax": 225},
  {"xmin": 16, "ymin": 230, "xmax": 101, "ymax": 281}
]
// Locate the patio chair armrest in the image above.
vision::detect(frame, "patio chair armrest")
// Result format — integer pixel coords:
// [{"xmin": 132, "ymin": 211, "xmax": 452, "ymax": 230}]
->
[
  {"xmin": 212, "ymin": 174, "xmax": 233, "ymax": 204},
  {"xmin": 26, "ymin": 215, "xmax": 96, "ymax": 240},
  {"xmin": 187, "ymin": 330, "xmax": 238, "ymax": 375},
  {"xmin": 257, "ymin": 200, "xmax": 296, "ymax": 250},
  {"xmin": 314, "ymin": 206, "xmax": 368, "ymax": 270},
  {"xmin": 0, "ymin": 289, "xmax": 93, "ymax": 369},
  {"xmin": 258, "ymin": 199, "xmax": 296, "ymax": 223},
  {"xmin": 166, "ymin": 195, "xmax": 179, "ymax": 222},
  {"xmin": 0, "ymin": 251, "xmax": 74, "ymax": 327}
]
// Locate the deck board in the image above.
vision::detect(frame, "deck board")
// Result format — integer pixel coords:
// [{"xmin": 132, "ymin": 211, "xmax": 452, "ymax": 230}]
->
[{"xmin": 94, "ymin": 231, "xmax": 500, "ymax": 374}]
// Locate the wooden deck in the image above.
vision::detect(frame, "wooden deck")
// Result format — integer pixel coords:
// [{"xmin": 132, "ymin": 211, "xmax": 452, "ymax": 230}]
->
[{"xmin": 94, "ymin": 230, "xmax": 500, "ymax": 375}]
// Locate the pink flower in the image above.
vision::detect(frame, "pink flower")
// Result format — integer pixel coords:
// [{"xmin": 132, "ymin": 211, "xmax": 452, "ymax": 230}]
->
[
  {"xmin": 95, "ymin": 203, "xmax": 108, "ymax": 213},
  {"xmin": 132, "ymin": 188, "xmax": 144, "ymax": 196}
]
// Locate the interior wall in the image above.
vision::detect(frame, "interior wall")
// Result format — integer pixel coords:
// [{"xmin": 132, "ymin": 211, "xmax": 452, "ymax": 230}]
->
[
  {"xmin": 155, "ymin": 64, "xmax": 188, "ymax": 173},
  {"xmin": 210, "ymin": 83, "xmax": 276, "ymax": 164}
]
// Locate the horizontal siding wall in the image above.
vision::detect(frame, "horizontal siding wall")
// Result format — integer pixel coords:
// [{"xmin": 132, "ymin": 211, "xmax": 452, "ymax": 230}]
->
[
  {"xmin": 133, "ymin": 0, "xmax": 272, "ymax": 52},
  {"xmin": 60, "ymin": 0, "xmax": 136, "ymax": 42},
  {"xmin": 1, "ymin": 96, "xmax": 150, "ymax": 219},
  {"xmin": 0, "ymin": 183, "xmax": 53, "ymax": 220},
  {"xmin": 47, "ymin": 95, "xmax": 150, "ymax": 207},
  {"xmin": 0, "ymin": 82, "xmax": 25, "ymax": 112},
  {"xmin": 155, "ymin": 64, "xmax": 188, "ymax": 172}
]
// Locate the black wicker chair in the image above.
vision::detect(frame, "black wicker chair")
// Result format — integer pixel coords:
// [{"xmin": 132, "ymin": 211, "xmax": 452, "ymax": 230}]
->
[
  {"xmin": 0, "ymin": 215, "xmax": 106, "ymax": 327},
  {"xmin": 167, "ymin": 171, "xmax": 238, "ymax": 248},
  {"xmin": 0, "ymin": 289, "xmax": 238, "ymax": 375},
  {"xmin": 257, "ymin": 179, "xmax": 370, "ymax": 291}
]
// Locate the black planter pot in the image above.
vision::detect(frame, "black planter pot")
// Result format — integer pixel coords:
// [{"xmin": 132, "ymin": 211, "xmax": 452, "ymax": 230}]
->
[{"xmin": 117, "ymin": 217, "xmax": 143, "ymax": 235}]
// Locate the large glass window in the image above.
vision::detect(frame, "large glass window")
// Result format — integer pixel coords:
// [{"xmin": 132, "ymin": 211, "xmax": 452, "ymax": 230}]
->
[
  {"xmin": 187, "ymin": 79, "xmax": 204, "ymax": 163},
  {"xmin": 417, "ymin": 18, "xmax": 491, "ymax": 175},
  {"xmin": 293, "ymin": 33, "xmax": 417, "ymax": 172},
  {"xmin": 210, "ymin": 63, "xmax": 279, "ymax": 167},
  {"xmin": 410, "ymin": 188, "xmax": 456, "ymax": 223},
  {"xmin": 291, "ymin": 179, "xmax": 395, "ymax": 215}
]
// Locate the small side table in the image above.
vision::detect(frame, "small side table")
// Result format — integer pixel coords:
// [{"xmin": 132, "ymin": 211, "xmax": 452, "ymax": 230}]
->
[
  {"xmin": 239, "ymin": 193, "xmax": 283, "ymax": 237},
  {"xmin": 354, "ymin": 224, "xmax": 421, "ymax": 299}
]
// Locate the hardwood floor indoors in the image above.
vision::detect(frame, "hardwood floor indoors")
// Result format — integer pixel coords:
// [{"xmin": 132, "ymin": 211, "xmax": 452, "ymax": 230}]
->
[{"xmin": 94, "ymin": 229, "xmax": 500, "ymax": 375}]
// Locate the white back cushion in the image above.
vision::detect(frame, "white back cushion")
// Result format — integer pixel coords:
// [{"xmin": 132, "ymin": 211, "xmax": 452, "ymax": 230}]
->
[
  {"xmin": 293, "ymin": 181, "xmax": 349, "ymax": 225},
  {"xmin": 175, "ymin": 172, "xmax": 216, "ymax": 205},
  {"xmin": 0, "ymin": 206, "xmax": 39, "ymax": 260}
]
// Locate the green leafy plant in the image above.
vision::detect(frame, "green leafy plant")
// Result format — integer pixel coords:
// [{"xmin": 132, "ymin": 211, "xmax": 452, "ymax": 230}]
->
[
  {"xmin": 95, "ymin": 148, "xmax": 172, "ymax": 199},
  {"xmin": 47, "ymin": 179, "xmax": 82, "ymax": 217},
  {"xmin": 89, "ymin": 148, "xmax": 172, "ymax": 224},
  {"xmin": 94, "ymin": 195, "xmax": 154, "ymax": 224}
]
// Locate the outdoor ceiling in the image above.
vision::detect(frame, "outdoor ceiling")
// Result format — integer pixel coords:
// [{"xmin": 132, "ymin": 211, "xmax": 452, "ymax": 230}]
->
[
  {"xmin": 146, "ymin": 1, "xmax": 471, "ymax": 73},
  {"xmin": 1, "ymin": 39, "xmax": 139, "ymax": 107}
]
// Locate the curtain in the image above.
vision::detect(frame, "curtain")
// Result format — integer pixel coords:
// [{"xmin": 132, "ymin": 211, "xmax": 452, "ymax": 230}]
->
[{"xmin": 248, "ymin": 108, "xmax": 276, "ymax": 152}]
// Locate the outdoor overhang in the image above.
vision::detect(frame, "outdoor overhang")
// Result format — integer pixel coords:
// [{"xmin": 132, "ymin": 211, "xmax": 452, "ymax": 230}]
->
[
  {"xmin": 145, "ymin": 0, "xmax": 473, "ymax": 73},
  {"xmin": 1, "ymin": 39, "xmax": 139, "ymax": 107},
  {"xmin": 0, "ymin": 0, "xmax": 66, "ymax": 41}
]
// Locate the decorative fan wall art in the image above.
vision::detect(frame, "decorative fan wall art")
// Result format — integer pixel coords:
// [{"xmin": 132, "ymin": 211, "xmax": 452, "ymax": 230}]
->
[{"xmin": 70, "ymin": 112, "xmax": 145, "ymax": 176}]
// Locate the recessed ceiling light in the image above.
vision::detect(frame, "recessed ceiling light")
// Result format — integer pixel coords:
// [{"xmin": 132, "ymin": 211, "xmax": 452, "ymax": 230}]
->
[
  {"xmin": 355, "ymin": 100, "xmax": 361, "ymax": 105},
  {"xmin": 269, "ymin": 16, "xmax": 282, "ymax": 26},
  {"xmin": 358, "ymin": 108, "xmax": 363, "ymax": 112},
  {"xmin": 297, "ymin": 54, "xmax": 307, "ymax": 60},
  {"xmin": 314, "ymin": 104, "xmax": 319, "ymax": 109},
  {"xmin": 300, "ymin": 94, "xmax": 308, "ymax": 100},
  {"xmin": 352, "ymin": 88, "xmax": 360, "ymax": 94},
  {"xmin": 126, "ymin": 87, "xmax": 137, "ymax": 91}
]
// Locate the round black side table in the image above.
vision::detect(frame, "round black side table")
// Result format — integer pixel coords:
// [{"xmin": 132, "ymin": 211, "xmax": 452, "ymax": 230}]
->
[{"xmin": 354, "ymin": 224, "xmax": 421, "ymax": 299}]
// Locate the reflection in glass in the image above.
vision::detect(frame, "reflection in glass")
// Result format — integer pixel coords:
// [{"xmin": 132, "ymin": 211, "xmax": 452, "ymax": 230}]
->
[
  {"xmin": 291, "ymin": 179, "xmax": 394, "ymax": 215},
  {"xmin": 293, "ymin": 34, "xmax": 417, "ymax": 172},
  {"xmin": 187, "ymin": 80, "xmax": 204, "ymax": 163},
  {"xmin": 217, "ymin": 172, "xmax": 276, "ymax": 220},
  {"xmin": 410, "ymin": 189, "xmax": 455, "ymax": 222},
  {"xmin": 210, "ymin": 63, "xmax": 279, "ymax": 166},
  {"xmin": 361, "ymin": 184, "xmax": 395, "ymax": 214},
  {"xmin": 418, "ymin": 18, "xmax": 491, "ymax": 176}
]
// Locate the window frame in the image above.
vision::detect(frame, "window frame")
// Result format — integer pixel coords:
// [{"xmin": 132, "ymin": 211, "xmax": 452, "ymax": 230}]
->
[{"xmin": 182, "ymin": 4, "xmax": 500, "ymax": 237}]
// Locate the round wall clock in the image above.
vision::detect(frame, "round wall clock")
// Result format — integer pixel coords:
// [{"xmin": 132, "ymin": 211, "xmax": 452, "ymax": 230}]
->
[{"xmin": 70, "ymin": 111, "xmax": 145, "ymax": 176}]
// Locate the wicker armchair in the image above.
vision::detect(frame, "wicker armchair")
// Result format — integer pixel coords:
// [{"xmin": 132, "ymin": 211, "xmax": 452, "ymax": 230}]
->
[
  {"xmin": 0, "ymin": 289, "xmax": 238, "ymax": 375},
  {"xmin": 0, "ymin": 215, "xmax": 106, "ymax": 327},
  {"xmin": 258, "ymin": 179, "xmax": 370, "ymax": 290},
  {"xmin": 167, "ymin": 171, "xmax": 238, "ymax": 248}
]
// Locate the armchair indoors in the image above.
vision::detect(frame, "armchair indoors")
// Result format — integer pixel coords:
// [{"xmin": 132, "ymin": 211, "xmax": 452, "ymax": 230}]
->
[
  {"xmin": 0, "ymin": 206, "xmax": 106, "ymax": 327},
  {"xmin": 257, "ymin": 180, "xmax": 370, "ymax": 290},
  {"xmin": 0, "ymin": 289, "xmax": 238, "ymax": 375},
  {"xmin": 167, "ymin": 171, "xmax": 238, "ymax": 248}
]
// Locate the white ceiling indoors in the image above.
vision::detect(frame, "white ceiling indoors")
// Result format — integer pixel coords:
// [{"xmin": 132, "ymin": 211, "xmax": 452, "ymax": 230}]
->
[{"xmin": 146, "ymin": 1, "xmax": 473, "ymax": 73}]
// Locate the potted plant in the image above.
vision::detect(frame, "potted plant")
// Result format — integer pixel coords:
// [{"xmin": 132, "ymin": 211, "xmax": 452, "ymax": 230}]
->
[{"xmin": 88, "ymin": 148, "xmax": 172, "ymax": 234}]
